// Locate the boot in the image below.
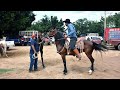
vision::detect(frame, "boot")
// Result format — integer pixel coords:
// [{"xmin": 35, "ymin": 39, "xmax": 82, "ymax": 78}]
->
[{"xmin": 73, "ymin": 48, "xmax": 81, "ymax": 60}]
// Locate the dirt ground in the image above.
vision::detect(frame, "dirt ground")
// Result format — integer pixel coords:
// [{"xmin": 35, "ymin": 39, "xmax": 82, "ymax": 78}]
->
[{"xmin": 0, "ymin": 44, "xmax": 120, "ymax": 79}]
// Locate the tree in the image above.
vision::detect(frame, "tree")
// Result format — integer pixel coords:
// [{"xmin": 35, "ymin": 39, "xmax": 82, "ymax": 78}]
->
[
  {"xmin": 27, "ymin": 15, "xmax": 64, "ymax": 33},
  {"xmin": 0, "ymin": 11, "xmax": 35, "ymax": 38},
  {"xmin": 74, "ymin": 18, "xmax": 90, "ymax": 36},
  {"xmin": 74, "ymin": 18, "xmax": 104, "ymax": 36}
]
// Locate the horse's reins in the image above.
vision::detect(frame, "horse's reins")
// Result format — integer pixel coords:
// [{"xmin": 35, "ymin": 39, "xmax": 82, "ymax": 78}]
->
[
  {"xmin": 57, "ymin": 38, "xmax": 65, "ymax": 41},
  {"xmin": 38, "ymin": 37, "xmax": 45, "ymax": 45}
]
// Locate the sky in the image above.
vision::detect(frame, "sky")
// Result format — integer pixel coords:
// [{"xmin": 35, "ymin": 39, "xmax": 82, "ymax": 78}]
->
[{"xmin": 33, "ymin": 11, "xmax": 120, "ymax": 23}]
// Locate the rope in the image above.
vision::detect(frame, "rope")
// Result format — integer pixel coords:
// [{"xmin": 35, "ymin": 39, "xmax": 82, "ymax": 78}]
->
[
  {"xmin": 57, "ymin": 47, "xmax": 65, "ymax": 54},
  {"xmin": 32, "ymin": 53, "xmax": 38, "ymax": 59}
]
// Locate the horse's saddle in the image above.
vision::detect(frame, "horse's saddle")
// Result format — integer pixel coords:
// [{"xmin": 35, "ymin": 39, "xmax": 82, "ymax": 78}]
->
[{"xmin": 64, "ymin": 38, "xmax": 84, "ymax": 54}]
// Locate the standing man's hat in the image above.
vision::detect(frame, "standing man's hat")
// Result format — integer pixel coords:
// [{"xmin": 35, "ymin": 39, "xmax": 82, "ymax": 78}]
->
[
  {"xmin": 31, "ymin": 34, "xmax": 35, "ymax": 38},
  {"xmin": 63, "ymin": 19, "xmax": 71, "ymax": 23}
]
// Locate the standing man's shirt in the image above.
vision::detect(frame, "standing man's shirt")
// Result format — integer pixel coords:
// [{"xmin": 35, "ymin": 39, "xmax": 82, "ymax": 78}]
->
[
  {"xmin": 30, "ymin": 38, "xmax": 39, "ymax": 54},
  {"xmin": 67, "ymin": 23, "xmax": 77, "ymax": 38}
]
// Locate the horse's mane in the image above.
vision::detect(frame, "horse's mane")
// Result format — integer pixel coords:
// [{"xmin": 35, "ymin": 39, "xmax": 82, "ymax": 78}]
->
[{"xmin": 54, "ymin": 31, "xmax": 65, "ymax": 47}]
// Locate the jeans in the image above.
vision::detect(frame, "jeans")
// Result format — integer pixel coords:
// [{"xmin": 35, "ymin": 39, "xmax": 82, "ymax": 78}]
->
[
  {"xmin": 29, "ymin": 54, "xmax": 38, "ymax": 71},
  {"xmin": 69, "ymin": 37, "xmax": 77, "ymax": 50}
]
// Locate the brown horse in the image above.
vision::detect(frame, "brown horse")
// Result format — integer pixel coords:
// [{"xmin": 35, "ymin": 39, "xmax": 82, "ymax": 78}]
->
[{"xmin": 49, "ymin": 29, "xmax": 108, "ymax": 75}]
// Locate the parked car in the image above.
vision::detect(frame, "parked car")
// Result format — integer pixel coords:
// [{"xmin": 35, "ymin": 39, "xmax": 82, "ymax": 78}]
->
[
  {"xmin": 19, "ymin": 36, "xmax": 30, "ymax": 46},
  {"xmin": 91, "ymin": 37, "xmax": 102, "ymax": 44},
  {"xmin": 86, "ymin": 36, "xmax": 103, "ymax": 41},
  {"xmin": 6, "ymin": 37, "xmax": 21, "ymax": 46},
  {"xmin": 6, "ymin": 41, "xmax": 15, "ymax": 50}
]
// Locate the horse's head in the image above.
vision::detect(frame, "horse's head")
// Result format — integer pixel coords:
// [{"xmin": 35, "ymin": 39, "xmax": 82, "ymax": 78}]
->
[{"xmin": 49, "ymin": 28, "xmax": 57, "ymax": 37}]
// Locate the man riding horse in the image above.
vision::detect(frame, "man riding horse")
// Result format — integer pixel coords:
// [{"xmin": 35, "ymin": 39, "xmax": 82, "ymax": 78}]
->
[
  {"xmin": 49, "ymin": 19, "xmax": 108, "ymax": 75},
  {"xmin": 63, "ymin": 19, "xmax": 81, "ymax": 60}
]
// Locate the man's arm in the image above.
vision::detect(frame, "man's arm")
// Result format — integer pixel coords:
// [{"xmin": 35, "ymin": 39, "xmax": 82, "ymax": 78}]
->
[
  {"xmin": 31, "ymin": 45, "xmax": 37, "ymax": 54},
  {"xmin": 31, "ymin": 40, "xmax": 37, "ymax": 54},
  {"xmin": 67, "ymin": 24, "xmax": 76, "ymax": 37}
]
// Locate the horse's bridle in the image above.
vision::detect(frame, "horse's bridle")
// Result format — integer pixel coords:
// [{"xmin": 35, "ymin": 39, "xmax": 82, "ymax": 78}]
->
[{"xmin": 56, "ymin": 38, "xmax": 65, "ymax": 41}]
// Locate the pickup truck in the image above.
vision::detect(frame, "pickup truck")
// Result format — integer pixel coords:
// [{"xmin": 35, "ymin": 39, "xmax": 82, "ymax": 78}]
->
[{"xmin": 6, "ymin": 38, "xmax": 21, "ymax": 46}]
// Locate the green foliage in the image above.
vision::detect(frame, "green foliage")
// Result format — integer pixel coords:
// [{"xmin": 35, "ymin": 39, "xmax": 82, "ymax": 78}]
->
[
  {"xmin": 74, "ymin": 12, "xmax": 120, "ymax": 36},
  {"xmin": 0, "ymin": 69, "xmax": 14, "ymax": 74},
  {"xmin": 107, "ymin": 13, "xmax": 120, "ymax": 28},
  {"xmin": 1, "ymin": 12, "xmax": 120, "ymax": 38},
  {"xmin": 27, "ymin": 15, "xmax": 64, "ymax": 33},
  {"xmin": 0, "ymin": 11, "xmax": 35, "ymax": 38}
]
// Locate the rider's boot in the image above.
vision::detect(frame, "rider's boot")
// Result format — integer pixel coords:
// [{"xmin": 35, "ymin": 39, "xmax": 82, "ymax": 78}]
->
[{"xmin": 73, "ymin": 48, "xmax": 81, "ymax": 60}]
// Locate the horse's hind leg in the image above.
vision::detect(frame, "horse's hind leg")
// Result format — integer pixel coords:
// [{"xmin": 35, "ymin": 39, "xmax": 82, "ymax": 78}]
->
[
  {"xmin": 40, "ymin": 44, "xmax": 45, "ymax": 68},
  {"xmin": 0, "ymin": 48, "xmax": 3, "ymax": 57},
  {"xmin": 4, "ymin": 51, "xmax": 8, "ymax": 57},
  {"xmin": 5, "ymin": 53, "xmax": 8, "ymax": 57},
  {"xmin": 85, "ymin": 53, "xmax": 94, "ymax": 74},
  {"xmin": 2, "ymin": 47, "xmax": 8, "ymax": 57},
  {"xmin": 4, "ymin": 46, "xmax": 8, "ymax": 57},
  {"xmin": 4, "ymin": 50, "xmax": 8, "ymax": 57}
]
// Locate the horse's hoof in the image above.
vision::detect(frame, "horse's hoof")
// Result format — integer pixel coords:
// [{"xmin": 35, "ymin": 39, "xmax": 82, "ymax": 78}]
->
[
  {"xmin": 63, "ymin": 70, "xmax": 67, "ymax": 72},
  {"xmin": 43, "ymin": 66, "xmax": 45, "ymax": 69},
  {"xmin": 63, "ymin": 70, "xmax": 67, "ymax": 75},
  {"xmin": 64, "ymin": 72, "xmax": 67, "ymax": 75},
  {"xmin": 88, "ymin": 70, "xmax": 93, "ymax": 75}
]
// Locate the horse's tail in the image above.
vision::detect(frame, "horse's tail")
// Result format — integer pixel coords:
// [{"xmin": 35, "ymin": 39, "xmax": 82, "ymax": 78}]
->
[{"xmin": 92, "ymin": 42, "xmax": 108, "ymax": 52}]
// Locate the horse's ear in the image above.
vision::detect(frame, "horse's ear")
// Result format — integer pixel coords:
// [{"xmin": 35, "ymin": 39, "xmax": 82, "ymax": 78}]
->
[{"xmin": 50, "ymin": 29, "xmax": 55, "ymax": 32}]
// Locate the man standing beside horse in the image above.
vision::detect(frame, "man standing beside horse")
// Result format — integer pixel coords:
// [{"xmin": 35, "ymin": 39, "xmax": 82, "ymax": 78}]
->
[
  {"xmin": 63, "ymin": 19, "xmax": 81, "ymax": 60},
  {"xmin": 29, "ymin": 34, "xmax": 39, "ymax": 72}
]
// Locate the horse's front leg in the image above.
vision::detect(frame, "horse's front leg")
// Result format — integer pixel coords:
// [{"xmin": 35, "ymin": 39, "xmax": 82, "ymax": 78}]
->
[
  {"xmin": 40, "ymin": 44, "xmax": 45, "ymax": 68},
  {"xmin": 61, "ymin": 54, "xmax": 67, "ymax": 75},
  {"xmin": 3, "ymin": 47, "xmax": 8, "ymax": 57}
]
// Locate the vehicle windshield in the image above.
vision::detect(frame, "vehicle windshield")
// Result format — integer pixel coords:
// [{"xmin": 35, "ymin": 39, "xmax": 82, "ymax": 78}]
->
[{"xmin": 92, "ymin": 37, "xmax": 100, "ymax": 40}]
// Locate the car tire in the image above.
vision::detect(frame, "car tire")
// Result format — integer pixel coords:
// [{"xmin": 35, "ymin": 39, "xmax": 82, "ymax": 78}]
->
[
  {"xmin": 117, "ymin": 44, "xmax": 120, "ymax": 50},
  {"xmin": 114, "ymin": 46, "xmax": 118, "ymax": 50}
]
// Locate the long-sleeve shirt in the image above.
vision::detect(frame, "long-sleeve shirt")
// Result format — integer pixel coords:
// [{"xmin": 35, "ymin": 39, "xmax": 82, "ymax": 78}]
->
[{"xmin": 67, "ymin": 23, "xmax": 77, "ymax": 38}]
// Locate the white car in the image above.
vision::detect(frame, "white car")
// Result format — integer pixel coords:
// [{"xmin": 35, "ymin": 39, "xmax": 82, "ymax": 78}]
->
[
  {"xmin": 6, "ymin": 41, "xmax": 15, "ymax": 50},
  {"xmin": 85, "ymin": 36, "xmax": 103, "ymax": 41}
]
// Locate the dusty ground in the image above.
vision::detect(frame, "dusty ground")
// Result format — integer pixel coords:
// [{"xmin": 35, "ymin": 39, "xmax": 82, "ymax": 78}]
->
[{"xmin": 0, "ymin": 44, "xmax": 120, "ymax": 79}]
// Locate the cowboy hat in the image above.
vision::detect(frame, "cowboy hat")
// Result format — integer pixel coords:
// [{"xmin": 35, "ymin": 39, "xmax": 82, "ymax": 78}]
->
[{"xmin": 63, "ymin": 19, "xmax": 71, "ymax": 23}]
